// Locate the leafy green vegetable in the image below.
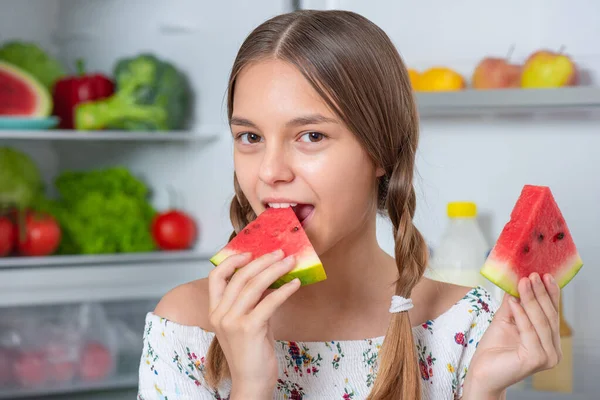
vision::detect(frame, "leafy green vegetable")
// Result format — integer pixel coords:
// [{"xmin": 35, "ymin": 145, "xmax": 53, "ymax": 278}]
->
[
  {"xmin": 0, "ymin": 41, "xmax": 66, "ymax": 90},
  {"xmin": 34, "ymin": 167, "xmax": 157, "ymax": 254},
  {"xmin": 0, "ymin": 147, "xmax": 44, "ymax": 210},
  {"xmin": 75, "ymin": 53, "xmax": 192, "ymax": 131}
]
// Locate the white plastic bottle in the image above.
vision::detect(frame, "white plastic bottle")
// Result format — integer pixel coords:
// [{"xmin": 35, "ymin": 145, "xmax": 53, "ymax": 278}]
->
[{"xmin": 426, "ymin": 202, "xmax": 502, "ymax": 302}]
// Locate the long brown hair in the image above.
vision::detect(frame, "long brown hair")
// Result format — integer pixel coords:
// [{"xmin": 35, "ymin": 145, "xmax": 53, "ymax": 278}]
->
[{"xmin": 205, "ymin": 10, "xmax": 428, "ymax": 399}]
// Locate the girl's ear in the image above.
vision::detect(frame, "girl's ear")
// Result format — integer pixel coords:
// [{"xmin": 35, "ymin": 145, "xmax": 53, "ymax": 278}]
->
[{"xmin": 376, "ymin": 166, "xmax": 386, "ymax": 178}]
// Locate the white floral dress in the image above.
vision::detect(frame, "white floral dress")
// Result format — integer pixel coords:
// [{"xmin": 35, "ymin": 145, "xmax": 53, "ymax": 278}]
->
[{"xmin": 137, "ymin": 286, "xmax": 498, "ymax": 400}]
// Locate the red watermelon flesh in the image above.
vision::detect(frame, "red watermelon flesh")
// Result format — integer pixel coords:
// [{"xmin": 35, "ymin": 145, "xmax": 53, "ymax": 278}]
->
[
  {"xmin": 481, "ymin": 185, "xmax": 583, "ymax": 297},
  {"xmin": 210, "ymin": 207, "xmax": 326, "ymax": 289},
  {"xmin": 0, "ymin": 61, "xmax": 51, "ymax": 117}
]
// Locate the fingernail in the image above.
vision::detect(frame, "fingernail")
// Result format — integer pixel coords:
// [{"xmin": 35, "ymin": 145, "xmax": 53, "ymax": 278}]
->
[
  {"xmin": 531, "ymin": 273, "xmax": 541, "ymax": 284},
  {"xmin": 272, "ymin": 249, "xmax": 284, "ymax": 256},
  {"xmin": 284, "ymin": 254, "xmax": 295, "ymax": 264},
  {"xmin": 510, "ymin": 296, "xmax": 519, "ymax": 303},
  {"xmin": 548, "ymin": 274, "xmax": 556, "ymax": 284}
]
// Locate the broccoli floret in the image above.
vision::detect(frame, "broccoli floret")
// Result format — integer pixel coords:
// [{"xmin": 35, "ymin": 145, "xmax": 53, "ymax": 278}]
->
[{"xmin": 74, "ymin": 53, "xmax": 192, "ymax": 131}]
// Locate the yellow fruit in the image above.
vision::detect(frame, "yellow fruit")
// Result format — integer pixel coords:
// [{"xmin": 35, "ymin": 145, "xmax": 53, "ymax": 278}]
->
[
  {"xmin": 418, "ymin": 67, "xmax": 465, "ymax": 91},
  {"xmin": 408, "ymin": 68, "xmax": 421, "ymax": 91},
  {"xmin": 521, "ymin": 50, "xmax": 578, "ymax": 88}
]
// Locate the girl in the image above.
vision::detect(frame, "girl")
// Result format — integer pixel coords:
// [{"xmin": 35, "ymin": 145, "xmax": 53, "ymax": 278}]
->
[{"xmin": 138, "ymin": 10, "xmax": 562, "ymax": 400}]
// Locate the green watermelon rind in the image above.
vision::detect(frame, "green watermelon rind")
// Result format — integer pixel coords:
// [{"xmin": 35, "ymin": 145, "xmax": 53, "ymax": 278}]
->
[
  {"xmin": 481, "ymin": 253, "xmax": 584, "ymax": 298},
  {"xmin": 0, "ymin": 60, "xmax": 52, "ymax": 117},
  {"xmin": 210, "ymin": 247, "xmax": 327, "ymax": 289}
]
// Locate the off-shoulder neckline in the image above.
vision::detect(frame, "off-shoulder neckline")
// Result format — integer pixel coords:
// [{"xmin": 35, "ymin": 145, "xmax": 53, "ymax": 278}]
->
[{"xmin": 147, "ymin": 285, "xmax": 490, "ymax": 345}]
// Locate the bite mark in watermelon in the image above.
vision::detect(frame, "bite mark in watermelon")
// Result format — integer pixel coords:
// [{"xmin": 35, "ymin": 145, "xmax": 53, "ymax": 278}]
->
[
  {"xmin": 0, "ymin": 60, "xmax": 51, "ymax": 117},
  {"xmin": 481, "ymin": 185, "xmax": 583, "ymax": 297},
  {"xmin": 210, "ymin": 207, "xmax": 326, "ymax": 289}
]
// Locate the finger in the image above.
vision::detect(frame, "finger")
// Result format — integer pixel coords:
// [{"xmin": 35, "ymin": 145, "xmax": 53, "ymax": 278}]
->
[
  {"xmin": 542, "ymin": 273, "xmax": 561, "ymax": 312},
  {"xmin": 215, "ymin": 250, "xmax": 285, "ymax": 314},
  {"xmin": 531, "ymin": 273, "xmax": 560, "ymax": 348},
  {"xmin": 509, "ymin": 279, "xmax": 542, "ymax": 353},
  {"xmin": 543, "ymin": 273, "xmax": 563, "ymax": 360},
  {"xmin": 251, "ymin": 278, "xmax": 302, "ymax": 322},
  {"xmin": 227, "ymin": 255, "xmax": 297, "ymax": 317},
  {"xmin": 208, "ymin": 252, "xmax": 252, "ymax": 313},
  {"xmin": 519, "ymin": 276, "xmax": 555, "ymax": 357}
]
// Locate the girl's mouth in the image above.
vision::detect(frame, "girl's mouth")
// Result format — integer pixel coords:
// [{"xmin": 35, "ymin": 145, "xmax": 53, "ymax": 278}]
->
[{"xmin": 265, "ymin": 202, "xmax": 315, "ymax": 226}]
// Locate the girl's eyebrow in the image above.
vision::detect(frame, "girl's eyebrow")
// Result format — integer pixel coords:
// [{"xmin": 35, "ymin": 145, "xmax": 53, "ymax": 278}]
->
[{"xmin": 230, "ymin": 114, "xmax": 338, "ymax": 129}]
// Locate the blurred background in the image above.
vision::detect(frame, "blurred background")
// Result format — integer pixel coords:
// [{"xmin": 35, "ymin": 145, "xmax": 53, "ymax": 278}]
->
[{"xmin": 0, "ymin": 0, "xmax": 597, "ymax": 399}]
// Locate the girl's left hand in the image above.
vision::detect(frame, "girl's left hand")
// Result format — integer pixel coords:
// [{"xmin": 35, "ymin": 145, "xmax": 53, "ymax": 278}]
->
[{"xmin": 463, "ymin": 272, "xmax": 562, "ymax": 399}]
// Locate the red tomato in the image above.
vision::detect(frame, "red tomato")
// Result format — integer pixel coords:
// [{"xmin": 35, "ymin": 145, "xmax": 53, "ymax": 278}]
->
[
  {"xmin": 152, "ymin": 210, "xmax": 197, "ymax": 250},
  {"xmin": 16, "ymin": 212, "xmax": 62, "ymax": 256},
  {"xmin": 0, "ymin": 217, "xmax": 15, "ymax": 257}
]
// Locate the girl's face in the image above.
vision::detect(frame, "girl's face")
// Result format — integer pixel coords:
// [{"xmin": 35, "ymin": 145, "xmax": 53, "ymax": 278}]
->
[{"xmin": 230, "ymin": 59, "xmax": 383, "ymax": 254}]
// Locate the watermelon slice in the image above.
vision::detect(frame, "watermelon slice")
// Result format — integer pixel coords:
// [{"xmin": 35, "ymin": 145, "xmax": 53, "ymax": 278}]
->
[
  {"xmin": 210, "ymin": 207, "xmax": 327, "ymax": 289},
  {"xmin": 481, "ymin": 185, "xmax": 583, "ymax": 297},
  {"xmin": 0, "ymin": 60, "xmax": 52, "ymax": 117}
]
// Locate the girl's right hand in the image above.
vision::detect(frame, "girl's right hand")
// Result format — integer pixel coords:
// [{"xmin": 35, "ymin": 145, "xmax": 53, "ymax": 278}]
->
[{"xmin": 208, "ymin": 249, "xmax": 301, "ymax": 399}]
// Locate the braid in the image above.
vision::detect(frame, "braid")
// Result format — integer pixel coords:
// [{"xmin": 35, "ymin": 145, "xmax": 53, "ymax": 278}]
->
[{"xmin": 367, "ymin": 149, "xmax": 428, "ymax": 400}]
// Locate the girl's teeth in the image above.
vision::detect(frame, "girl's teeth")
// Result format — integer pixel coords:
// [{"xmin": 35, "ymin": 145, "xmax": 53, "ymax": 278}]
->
[{"xmin": 268, "ymin": 203, "xmax": 295, "ymax": 208}]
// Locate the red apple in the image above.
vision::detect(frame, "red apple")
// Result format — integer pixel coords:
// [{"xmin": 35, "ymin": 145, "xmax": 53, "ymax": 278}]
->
[{"xmin": 472, "ymin": 57, "xmax": 522, "ymax": 89}]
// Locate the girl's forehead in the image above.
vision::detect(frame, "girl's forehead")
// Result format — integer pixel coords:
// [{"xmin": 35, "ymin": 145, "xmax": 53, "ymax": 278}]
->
[{"xmin": 233, "ymin": 60, "xmax": 332, "ymax": 116}]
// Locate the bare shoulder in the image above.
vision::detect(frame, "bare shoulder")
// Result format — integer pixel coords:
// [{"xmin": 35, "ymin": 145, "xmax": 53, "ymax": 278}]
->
[
  {"xmin": 153, "ymin": 278, "xmax": 213, "ymax": 331},
  {"xmin": 413, "ymin": 278, "xmax": 474, "ymax": 323}
]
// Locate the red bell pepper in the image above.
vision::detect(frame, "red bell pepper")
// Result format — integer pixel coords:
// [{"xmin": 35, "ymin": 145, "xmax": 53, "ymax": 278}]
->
[{"xmin": 52, "ymin": 59, "xmax": 114, "ymax": 129}]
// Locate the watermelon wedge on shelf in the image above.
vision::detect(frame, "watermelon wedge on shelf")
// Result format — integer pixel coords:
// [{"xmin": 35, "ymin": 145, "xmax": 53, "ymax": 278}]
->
[
  {"xmin": 0, "ymin": 60, "xmax": 52, "ymax": 117},
  {"xmin": 210, "ymin": 207, "xmax": 327, "ymax": 289},
  {"xmin": 481, "ymin": 184, "xmax": 583, "ymax": 297}
]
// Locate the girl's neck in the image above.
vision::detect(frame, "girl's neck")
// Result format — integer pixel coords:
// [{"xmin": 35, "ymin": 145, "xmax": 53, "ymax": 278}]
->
[{"xmin": 284, "ymin": 218, "xmax": 399, "ymax": 315}]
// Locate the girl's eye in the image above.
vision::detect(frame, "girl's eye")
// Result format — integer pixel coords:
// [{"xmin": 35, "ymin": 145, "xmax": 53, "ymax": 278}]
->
[
  {"xmin": 238, "ymin": 132, "xmax": 262, "ymax": 144},
  {"xmin": 299, "ymin": 132, "xmax": 325, "ymax": 143}
]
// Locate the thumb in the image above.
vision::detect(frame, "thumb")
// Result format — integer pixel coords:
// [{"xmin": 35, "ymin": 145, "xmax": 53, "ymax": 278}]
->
[{"xmin": 492, "ymin": 289, "xmax": 515, "ymax": 321}]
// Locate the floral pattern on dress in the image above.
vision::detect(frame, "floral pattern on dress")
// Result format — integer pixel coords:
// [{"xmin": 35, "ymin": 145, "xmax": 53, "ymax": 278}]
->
[
  {"xmin": 276, "ymin": 379, "xmax": 305, "ymax": 400},
  {"xmin": 137, "ymin": 286, "xmax": 499, "ymax": 400},
  {"xmin": 281, "ymin": 341, "xmax": 322, "ymax": 377},
  {"xmin": 363, "ymin": 339, "xmax": 381, "ymax": 388},
  {"xmin": 421, "ymin": 319, "xmax": 434, "ymax": 334},
  {"xmin": 416, "ymin": 339, "xmax": 436, "ymax": 383},
  {"xmin": 325, "ymin": 341, "xmax": 345, "ymax": 369}
]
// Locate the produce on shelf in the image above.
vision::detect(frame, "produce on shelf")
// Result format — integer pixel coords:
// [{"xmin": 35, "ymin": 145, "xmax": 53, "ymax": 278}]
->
[
  {"xmin": 14, "ymin": 210, "xmax": 62, "ymax": 257},
  {"xmin": 472, "ymin": 56, "xmax": 522, "ymax": 89},
  {"xmin": 52, "ymin": 59, "xmax": 114, "ymax": 129},
  {"xmin": 481, "ymin": 185, "xmax": 583, "ymax": 297},
  {"xmin": 412, "ymin": 67, "xmax": 465, "ymax": 91},
  {"xmin": 407, "ymin": 68, "xmax": 421, "ymax": 91},
  {"xmin": 521, "ymin": 48, "xmax": 578, "ymax": 88},
  {"xmin": 0, "ymin": 60, "xmax": 53, "ymax": 117},
  {"xmin": 75, "ymin": 53, "xmax": 192, "ymax": 131},
  {"xmin": 0, "ymin": 147, "xmax": 44, "ymax": 210},
  {"xmin": 151, "ymin": 209, "xmax": 198, "ymax": 250},
  {"xmin": 210, "ymin": 207, "xmax": 327, "ymax": 289},
  {"xmin": 0, "ymin": 40, "xmax": 66, "ymax": 91},
  {"xmin": 34, "ymin": 167, "xmax": 158, "ymax": 255},
  {"xmin": 0, "ymin": 216, "xmax": 14, "ymax": 256}
]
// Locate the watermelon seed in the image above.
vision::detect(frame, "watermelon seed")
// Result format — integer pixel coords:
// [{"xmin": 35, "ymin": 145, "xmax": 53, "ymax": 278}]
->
[
  {"xmin": 523, "ymin": 245, "xmax": 530, "ymax": 253},
  {"xmin": 291, "ymin": 226, "xmax": 299, "ymax": 232},
  {"xmin": 552, "ymin": 232, "xmax": 565, "ymax": 242},
  {"xmin": 538, "ymin": 233, "xmax": 544, "ymax": 242},
  {"xmin": 244, "ymin": 229, "xmax": 250, "ymax": 234}
]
